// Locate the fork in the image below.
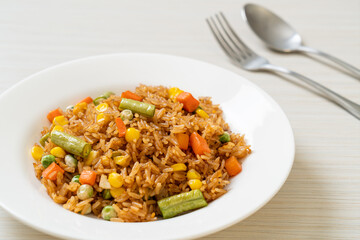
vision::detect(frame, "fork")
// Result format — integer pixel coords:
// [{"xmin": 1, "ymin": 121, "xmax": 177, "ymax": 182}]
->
[{"xmin": 206, "ymin": 13, "xmax": 360, "ymax": 120}]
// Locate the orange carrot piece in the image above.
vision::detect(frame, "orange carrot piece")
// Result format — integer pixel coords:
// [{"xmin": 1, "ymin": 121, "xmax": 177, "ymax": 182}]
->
[
  {"xmin": 78, "ymin": 96, "xmax": 93, "ymax": 104},
  {"xmin": 121, "ymin": 91, "xmax": 143, "ymax": 101},
  {"xmin": 79, "ymin": 170, "xmax": 97, "ymax": 186},
  {"xmin": 176, "ymin": 133, "xmax": 189, "ymax": 150},
  {"xmin": 47, "ymin": 108, "xmax": 62, "ymax": 122},
  {"xmin": 176, "ymin": 92, "xmax": 199, "ymax": 112},
  {"xmin": 115, "ymin": 117, "xmax": 126, "ymax": 137},
  {"xmin": 225, "ymin": 156, "xmax": 242, "ymax": 177},
  {"xmin": 189, "ymin": 132, "xmax": 211, "ymax": 155},
  {"xmin": 42, "ymin": 162, "xmax": 65, "ymax": 181}
]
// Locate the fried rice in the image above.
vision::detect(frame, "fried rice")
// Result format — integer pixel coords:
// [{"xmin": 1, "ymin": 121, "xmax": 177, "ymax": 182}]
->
[{"xmin": 31, "ymin": 84, "xmax": 251, "ymax": 222}]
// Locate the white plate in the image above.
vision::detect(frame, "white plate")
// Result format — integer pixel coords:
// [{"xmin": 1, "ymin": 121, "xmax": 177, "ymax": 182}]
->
[{"xmin": 0, "ymin": 53, "xmax": 294, "ymax": 240}]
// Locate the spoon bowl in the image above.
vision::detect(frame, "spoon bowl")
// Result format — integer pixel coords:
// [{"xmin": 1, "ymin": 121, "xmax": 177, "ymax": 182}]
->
[
  {"xmin": 242, "ymin": 3, "xmax": 360, "ymax": 79},
  {"xmin": 243, "ymin": 4, "xmax": 302, "ymax": 52}
]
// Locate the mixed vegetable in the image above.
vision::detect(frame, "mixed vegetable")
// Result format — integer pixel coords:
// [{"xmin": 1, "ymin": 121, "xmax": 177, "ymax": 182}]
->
[{"xmin": 31, "ymin": 87, "xmax": 246, "ymax": 221}]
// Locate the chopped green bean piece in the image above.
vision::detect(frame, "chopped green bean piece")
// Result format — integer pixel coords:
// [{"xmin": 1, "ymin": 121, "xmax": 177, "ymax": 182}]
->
[
  {"xmin": 102, "ymin": 189, "xmax": 112, "ymax": 200},
  {"xmin": 120, "ymin": 109, "xmax": 133, "ymax": 121},
  {"xmin": 93, "ymin": 96, "xmax": 106, "ymax": 106},
  {"xmin": 157, "ymin": 190, "xmax": 208, "ymax": 219},
  {"xmin": 102, "ymin": 91, "xmax": 115, "ymax": 99},
  {"xmin": 50, "ymin": 131, "xmax": 91, "ymax": 158},
  {"xmin": 219, "ymin": 132, "xmax": 230, "ymax": 143},
  {"xmin": 119, "ymin": 98, "xmax": 155, "ymax": 118},
  {"xmin": 40, "ymin": 132, "xmax": 50, "ymax": 147},
  {"xmin": 65, "ymin": 154, "xmax": 78, "ymax": 168}
]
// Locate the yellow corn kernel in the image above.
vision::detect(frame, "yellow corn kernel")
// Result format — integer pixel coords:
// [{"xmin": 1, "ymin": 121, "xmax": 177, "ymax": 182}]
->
[
  {"xmin": 96, "ymin": 113, "xmax": 110, "ymax": 123},
  {"xmin": 195, "ymin": 108, "xmax": 209, "ymax": 118},
  {"xmin": 50, "ymin": 146, "xmax": 66, "ymax": 158},
  {"xmin": 52, "ymin": 115, "xmax": 69, "ymax": 126},
  {"xmin": 31, "ymin": 146, "xmax": 44, "ymax": 161},
  {"xmin": 188, "ymin": 179, "xmax": 202, "ymax": 190},
  {"xmin": 73, "ymin": 102, "xmax": 87, "ymax": 115},
  {"xmin": 108, "ymin": 172, "xmax": 124, "ymax": 188},
  {"xmin": 51, "ymin": 125, "xmax": 64, "ymax": 134},
  {"xmin": 85, "ymin": 150, "xmax": 98, "ymax": 166},
  {"xmin": 171, "ymin": 163, "xmax": 187, "ymax": 172},
  {"xmin": 168, "ymin": 87, "xmax": 184, "ymax": 101},
  {"xmin": 110, "ymin": 187, "xmax": 125, "ymax": 198},
  {"xmin": 125, "ymin": 128, "xmax": 140, "ymax": 143},
  {"xmin": 186, "ymin": 169, "xmax": 201, "ymax": 180},
  {"xmin": 95, "ymin": 103, "xmax": 109, "ymax": 112},
  {"xmin": 114, "ymin": 155, "xmax": 130, "ymax": 167}
]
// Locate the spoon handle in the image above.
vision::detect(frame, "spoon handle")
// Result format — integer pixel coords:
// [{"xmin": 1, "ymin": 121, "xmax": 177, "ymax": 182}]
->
[
  {"xmin": 297, "ymin": 45, "xmax": 360, "ymax": 79},
  {"xmin": 263, "ymin": 64, "xmax": 360, "ymax": 120}
]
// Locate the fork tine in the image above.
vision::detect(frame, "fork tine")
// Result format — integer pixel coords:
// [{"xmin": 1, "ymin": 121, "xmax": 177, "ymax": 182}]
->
[
  {"xmin": 217, "ymin": 12, "xmax": 253, "ymax": 56},
  {"xmin": 214, "ymin": 13, "xmax": 248, "ymax": 58},
  {"xmin": 206, "ymin": 17, "xmax": 241, "ymax": 62}
]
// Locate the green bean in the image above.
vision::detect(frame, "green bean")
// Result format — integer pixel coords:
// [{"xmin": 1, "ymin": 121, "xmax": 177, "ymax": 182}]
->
[
  {"xmin": 102, "ymin": 91, "xmax": 115, "ymax": 99},
  {"xmin": 101, "ymin": 205, "xmax": 117, "ymax": 220},
  {"xmin": 50, "ymin": 131, "xmax": 91, "ymax": 158},
  {"xmin": 40, "ymin": 132, "xmax": 50, "ymax": 147},
  {"xmin": 41, "ymin": 155, "xmax": 55, "ymax": 168},
  {"xmin": 120, "ymin": 109, "xmax": 133, "ymax": 121},
  {"xmin": 119, "ymin": 98, "xmax": 155, "ymax": 118},
  {"xmin": 93, "ymin": 96, "xmax": 106, "ymax": 106},
  {"xmin": 72, "ymin": 175, "xmax": 80, "ymax": 183},
  {"xmin": 102, "ymin": 189, "xmax": 112, "ymax": 200},
  {"xmin": 219, "ymin": 132, "xmax": 230, "ymax": 143},
  {"xmin": 65, "ymin": 154, "xmax": 78, "ymax": 168},
  {"xmin": 157, "ymin": 189, "xmax": 208, "ymax": 219}
]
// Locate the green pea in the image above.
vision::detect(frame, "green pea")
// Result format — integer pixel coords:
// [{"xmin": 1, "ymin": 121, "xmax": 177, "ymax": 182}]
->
[
  {"xmin": 77, "ymin": 184, "xmax": 94, "ymax": 200},
  {"xmin": 102, "ymin": 189, "xmax": 112, "ymax": 200},
  {"xmin": 101, "ymin": 205, "xmax": 117, "ymax": 220},
  {"xmin": 120, "ymin": 109, "xmax": 133, "ymax": 121},
  {"xmin": 72, "ymin": 175, "xmax": 80, "ymax": 183},
  {"xmin": 65, "ymin": 155, "xmax": 78, "ymax": 168},
  {"xmin": 41, "ymin": 155, "xmax": 55, "ymax": 168},
  {"xmin": 219, "ymin": 132, "xmax": 231, "ymax": 143}
]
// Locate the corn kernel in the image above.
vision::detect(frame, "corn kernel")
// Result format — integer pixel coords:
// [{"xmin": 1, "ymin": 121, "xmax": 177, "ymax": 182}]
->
[
  {"xmin": 96, "ymin": 113, "xmax": 110, "ymax": 123},
  {"xmin": 108, "ymin": 172, "xmax": 124, "ymax": 188},
  {"xmin": 96, "ymin": 103, "xmax": 109, "ymax": 112},
  {"xmin": 52, "ymin": 115, "xmax": 69, "ymax": 126},
  {"xmin": 125, "ymin": 128, "xmax": 140, "ymax": 143},
  {"xmin": 50, "ymin": 147, "xmax": 66, "ymax": 158},
  {"xmin": 51, "ymin": 125, "xmax": 64, "ymax": 133},
  {"xmin": 188, "ymin": 179, "xmax": 202, "ymax": 190},
  {"xmin": 85, "ymin": 150, "xmax": 98, "ymax": 166},
  {"xmin": 195, "ymin": 108, "xmax": 209, "ymax": 118},
  {"xmin": 73, "ymin": 102, "xmax": 87, "ymax": 115},
  {"xmin": 114, "ymin": 155, "xmax": 130, "ymax": 167},
  {"xmin": 168, "ymin": 87, "xmax": 184, "ymax": 101},
  {"xmin": 171, "ymin": 163, "xmax": 187, "ymax": 172},
  {"xmin": 31, "ymin": 146, "xmax": 44, "ymax": 161},
  {"xmin": 187, "ymin": 169, "xmax": 201, "ymax": 180},
  {"xmin": 110, "ymin": 187, "xmax": 125, "ymax": 198}
]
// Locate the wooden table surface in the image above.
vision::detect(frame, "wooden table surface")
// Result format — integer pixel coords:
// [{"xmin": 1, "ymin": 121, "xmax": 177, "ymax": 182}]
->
[{"xmin": 0, "ymin": 0, "xmax": 359, "ymax": 239}]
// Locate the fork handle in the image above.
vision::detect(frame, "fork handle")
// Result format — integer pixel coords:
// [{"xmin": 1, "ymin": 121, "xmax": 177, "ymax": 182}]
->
[
  {"xmin": 297, "ymin": 45, "xmax": 360, "ymax": 79},
  {"xmin": 263, "ymin": 64, "xmax": 360, "ymax": 120}
]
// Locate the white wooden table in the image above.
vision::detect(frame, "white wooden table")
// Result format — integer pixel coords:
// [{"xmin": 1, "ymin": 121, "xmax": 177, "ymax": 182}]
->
[{"xmin": 0, "ymin": 0, "xmax": 359, "ymax": 239}]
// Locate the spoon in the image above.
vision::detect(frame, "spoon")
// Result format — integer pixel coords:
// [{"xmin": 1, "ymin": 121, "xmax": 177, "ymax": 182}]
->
[{"xmin": 242, "ymin": 3, "xmax": 360, "ymax": 79}]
